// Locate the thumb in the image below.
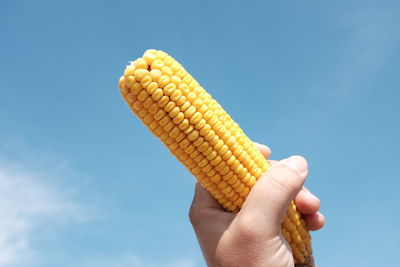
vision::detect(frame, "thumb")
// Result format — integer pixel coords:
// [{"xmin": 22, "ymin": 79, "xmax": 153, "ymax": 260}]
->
[{"xmin": 240, "ymin": 156, "xmax": 308, "ymax": 231}]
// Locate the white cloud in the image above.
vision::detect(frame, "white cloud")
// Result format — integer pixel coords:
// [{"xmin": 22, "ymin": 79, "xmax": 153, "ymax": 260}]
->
[
  {"xmin": 0, "ymin": 155, "xmax": 88, "ymax": 266},
  {"xmin": 0, "ymin": 143, "xmax": 201, "ymax": 267}
]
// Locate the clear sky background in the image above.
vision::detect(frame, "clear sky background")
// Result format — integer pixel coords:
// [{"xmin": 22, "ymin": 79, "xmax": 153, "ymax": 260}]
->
[{"xmin": 1, "ymin": 1, "xmax": 399, "ymax": 266}]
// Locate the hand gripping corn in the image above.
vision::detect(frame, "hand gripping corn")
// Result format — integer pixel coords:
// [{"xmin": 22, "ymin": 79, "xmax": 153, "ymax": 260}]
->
[{"xmin": 118, "ymin": 49, "xmax": 314, "ymax": 266}]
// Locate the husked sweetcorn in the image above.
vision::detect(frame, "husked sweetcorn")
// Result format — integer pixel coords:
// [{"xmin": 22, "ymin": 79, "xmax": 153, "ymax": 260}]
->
[{"xmin": 118, "ymin": 49, "xmax": 314, "ymax": 266}]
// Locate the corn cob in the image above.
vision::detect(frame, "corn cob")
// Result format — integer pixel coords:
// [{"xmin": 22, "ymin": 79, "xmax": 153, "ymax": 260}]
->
[{"xmin": 118, "ymin": 49, "xmax": 314, "ymax": 266}]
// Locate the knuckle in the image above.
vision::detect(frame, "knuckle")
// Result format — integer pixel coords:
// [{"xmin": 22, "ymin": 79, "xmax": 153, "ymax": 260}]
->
[
  {"xmin": 267, "ymin": 163, "xmax": 304, "ymax": 193},
  {"xmin": 235, "ymin": 214, "xmax": 264, "ymax": 240},
  {"xmin": 188, "ymin": 205, "xmax": 199, "ymax": 226},
  {"xmin": 188, "ymin": 205, "xmax": 211, "ymax": 227}
]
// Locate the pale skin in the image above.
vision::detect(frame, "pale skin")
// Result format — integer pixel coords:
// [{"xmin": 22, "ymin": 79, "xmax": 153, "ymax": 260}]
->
[{"xmin": 189, "ymin": 143, "xmax": 325, "ymax": 267}]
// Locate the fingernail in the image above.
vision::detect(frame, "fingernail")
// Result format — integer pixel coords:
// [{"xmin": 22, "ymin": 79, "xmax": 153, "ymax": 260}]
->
[{"xmin": 282, "ymin": 156, "xmax": 308, "ymax": 174}]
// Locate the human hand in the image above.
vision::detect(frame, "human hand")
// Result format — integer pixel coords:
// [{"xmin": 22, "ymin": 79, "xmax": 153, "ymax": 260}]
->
[{"xmin": 189, "ymin": 143, "xmax": 324, "ymax": 267}]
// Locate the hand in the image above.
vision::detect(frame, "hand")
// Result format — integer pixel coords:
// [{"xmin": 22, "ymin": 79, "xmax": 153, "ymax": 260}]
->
[{"xmin": 189, "ymin": 143, "xmax": 324, "ymax": 267}]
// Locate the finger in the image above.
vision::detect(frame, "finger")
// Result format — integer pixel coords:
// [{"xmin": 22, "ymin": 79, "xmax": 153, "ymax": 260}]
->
[
  {"xmin": 241, "ymin": 156, "xmax": 308, "ymax": 228},
  {"xmin": 303, "ymin": 212, "xmax": 325, "ymax": 231},
  {"xmin": 268, "ymin": 159, "xmax": 279, "ymax": 165},
  {"xmin": 253, "ymin": 142, "xmax": 271, "ymax": 159},
  {"xmin": 294, "ymin": 187, "xmax": 321, "ymax": 214},
  {"xmin": 190, "ymin": 182, "xmax": 224, "ymax": 211}
]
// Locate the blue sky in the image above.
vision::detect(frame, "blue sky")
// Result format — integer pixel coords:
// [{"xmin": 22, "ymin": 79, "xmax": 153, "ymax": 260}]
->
[{"xmin": 1, "ymin": 1, "xmax": 399, "ymax": 266}]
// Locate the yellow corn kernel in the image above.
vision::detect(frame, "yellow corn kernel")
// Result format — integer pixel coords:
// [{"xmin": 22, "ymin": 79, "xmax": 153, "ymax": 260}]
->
[{"xmin": 118, "ymin": 49, "xmax": 313, "ymax": 266}]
